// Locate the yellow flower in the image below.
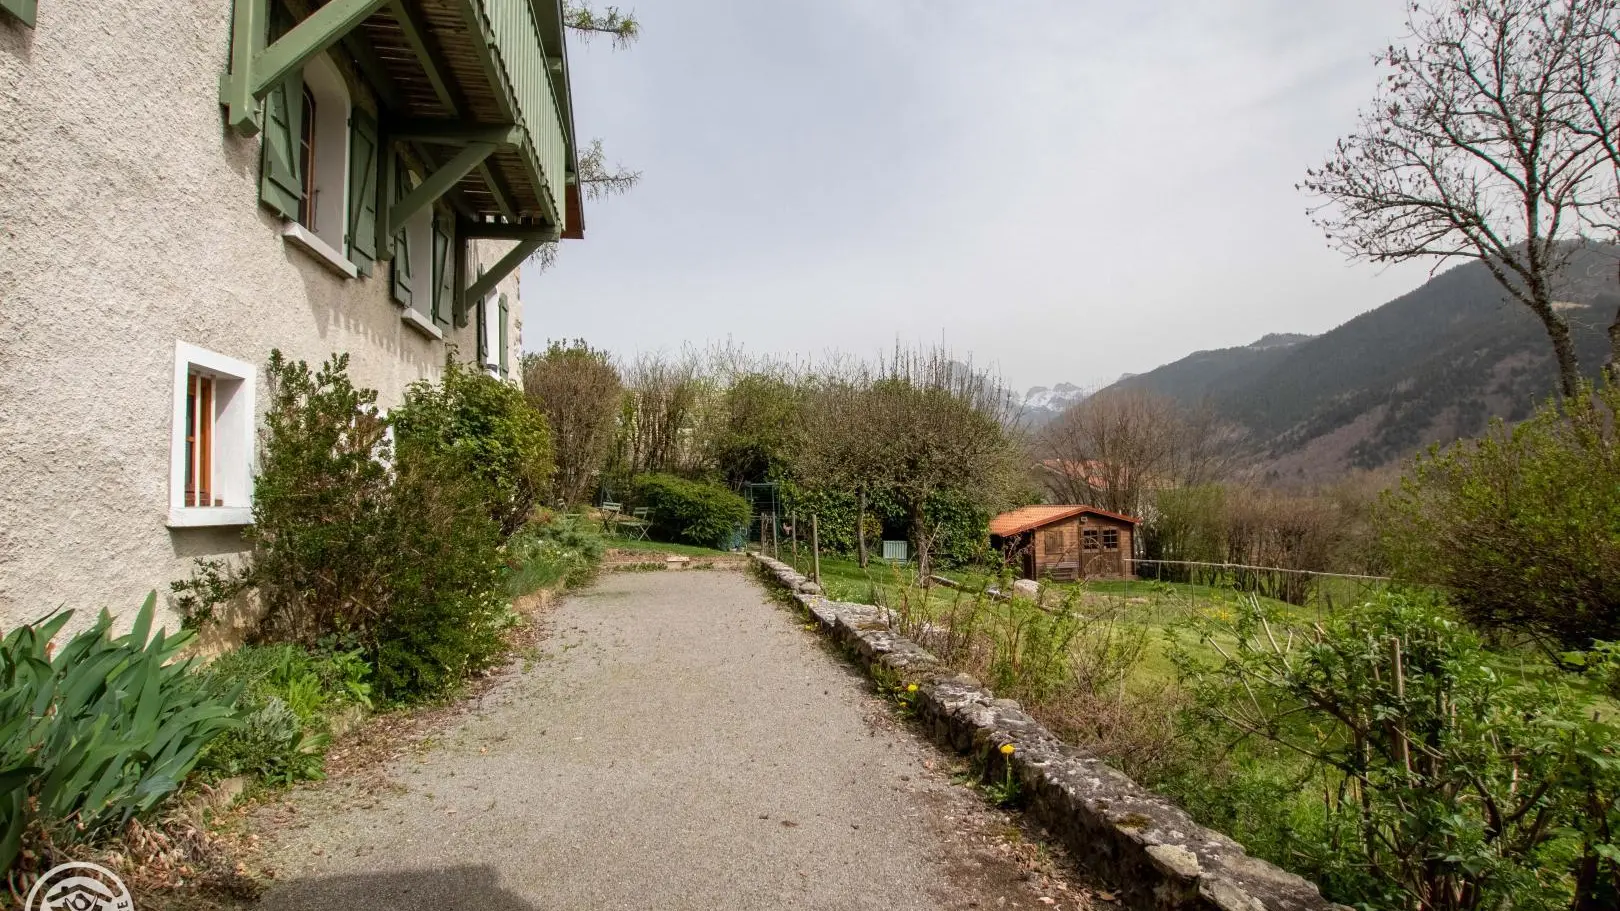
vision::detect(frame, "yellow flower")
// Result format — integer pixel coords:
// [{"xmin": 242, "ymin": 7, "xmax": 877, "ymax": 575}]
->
[
  {"xmin": 999, "ymin": 743, "xmax": 1016, "ymax": 756},
  {"xmin": 906, "ymin": 684, "xmax": 918, "ymax": 693}
]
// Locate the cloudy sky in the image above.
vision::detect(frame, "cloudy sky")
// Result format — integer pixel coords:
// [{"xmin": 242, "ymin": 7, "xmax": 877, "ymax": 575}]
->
[{"xmin": 519, "ymin": 0, "xmax": 1439, "ymax": 394}]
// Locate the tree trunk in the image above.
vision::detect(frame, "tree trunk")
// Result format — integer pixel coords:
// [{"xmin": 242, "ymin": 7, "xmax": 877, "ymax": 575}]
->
[
  {"xmin": 857, "ymin": 487, "xmax": 868, "ymax": 569},
  {"xmin": 911, "ymin": 499, "xmax": 929, "ymax": 578},
  {"xmin": 1608, "ymin": 261, "xmax": 1620, "ymax": 385},
  {"xmin": 1528, "ymin": 277, "xmax": 1582, "ymax": 398}
]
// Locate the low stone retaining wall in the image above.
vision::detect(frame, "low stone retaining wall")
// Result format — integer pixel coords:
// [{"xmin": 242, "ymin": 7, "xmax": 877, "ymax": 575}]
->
[{"xmin": 751, "ymin": 554, "xmax": 1345, "ymax": 911}]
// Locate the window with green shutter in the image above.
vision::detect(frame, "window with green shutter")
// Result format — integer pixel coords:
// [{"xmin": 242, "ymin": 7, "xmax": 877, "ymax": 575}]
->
[
  {"xmin": 390, "ymin": 160, "xmax": 414, "ymax": 308},
  {"xmin": 498, "ymin": 294, "xmax": 509, "ymax": 376},
  {"xmin": 1, "ymin": 0, "xmax": 38, "ymax": 28},
  {"xmin": 431, "ymin": 214, "xmax": 454, "ymax": 327},
  {"xmin": 345, "ymin": 109, "xmax": 380, "ymax": 277},
  {"xmin": 258, "ymin": 6, "xmax": 304, "ymax": 220}
]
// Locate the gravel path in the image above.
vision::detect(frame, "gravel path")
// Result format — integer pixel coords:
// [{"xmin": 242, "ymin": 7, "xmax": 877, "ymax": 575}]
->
[{"xmin": 255, "ymin": 570, "xmax": 1098, "ymax": 910}]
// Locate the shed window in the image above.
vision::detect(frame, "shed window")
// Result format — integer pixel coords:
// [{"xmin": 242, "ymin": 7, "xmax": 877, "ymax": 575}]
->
[
  {"xmin": 1043, "ymin": 529, "xmax": 1065, "ymax": 553},
  {"xmin": 1082, "ymin": 529, "xmax": 1100, "ymax": 552},
  {"xmin": 1102, "ymin": 528, "xmax": 1120, "ymax": 552}
]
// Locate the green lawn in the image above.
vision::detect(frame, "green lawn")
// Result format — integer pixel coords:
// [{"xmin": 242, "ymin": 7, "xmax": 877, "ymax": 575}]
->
[{"xmin": 607, "ymin": 539, "xmax": 739, "ymax": 559}]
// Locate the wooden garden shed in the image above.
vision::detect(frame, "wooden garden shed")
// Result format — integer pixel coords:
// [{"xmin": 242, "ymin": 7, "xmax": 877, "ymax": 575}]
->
[{"xmin": 988, "ymin": 505, "xmax": 1140, "ymax": 581}]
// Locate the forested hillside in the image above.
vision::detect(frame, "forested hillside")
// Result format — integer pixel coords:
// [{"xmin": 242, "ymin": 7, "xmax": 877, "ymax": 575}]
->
[{"xmin": 1111, "ymin": 244, "xmax": 1618, "ymax": 479}]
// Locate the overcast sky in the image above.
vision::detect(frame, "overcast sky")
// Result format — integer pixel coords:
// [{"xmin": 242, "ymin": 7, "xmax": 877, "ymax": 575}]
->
[{"xmin": 518, "ymin": 0, "xmax": 1440, "ymax": 394}]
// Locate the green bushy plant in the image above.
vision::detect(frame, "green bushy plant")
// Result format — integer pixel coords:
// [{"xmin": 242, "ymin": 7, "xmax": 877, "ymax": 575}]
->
[
  {"xmin": 173, "ymin": 351, "xmax": 534, "ymax": 704},
  {"xmin": 632, "ymin": 473, "xmax": 750, "ymax": 548},
  {"xmin": 393, "ymin": 357, "xmax": 553, "ymax": 538},
  {"xmin": 199, "ymin": 642, "xmax": 373, "ymax": 785},
  {"xmin": 1381, "ymin": 382, "xmax": 1620, "ymax": 651},
  {"xmin": 1172, "ymin": 591, "xmax": 1620, "ymax": 909},
  {"xmin": 505, "ymin": 513, "xmax": 606, "ymax": 596},
  {"xmin": 0, "ymin": 597, "xmax": 240, "ymax": 871}
]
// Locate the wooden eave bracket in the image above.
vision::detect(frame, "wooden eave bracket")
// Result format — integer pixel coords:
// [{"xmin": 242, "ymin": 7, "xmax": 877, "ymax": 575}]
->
[
  {"xmin": 454, "ymin": 234, "xmax": 552, "ymax": 327},
  {"xmin": 219, "ymin": 0, "xmax": 391, "ymax": 135}
]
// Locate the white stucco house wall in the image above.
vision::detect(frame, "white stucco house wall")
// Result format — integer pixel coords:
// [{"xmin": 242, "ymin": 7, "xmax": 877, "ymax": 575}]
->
[{"xmin": 0, "ymin": 0, "xmax": 584, "ymax": 633}]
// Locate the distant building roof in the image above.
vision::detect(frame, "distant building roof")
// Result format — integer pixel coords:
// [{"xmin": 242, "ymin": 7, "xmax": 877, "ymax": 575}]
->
[{"xmin": 988, "ymin": 504, "xmax": 1141, "ymax": 537}]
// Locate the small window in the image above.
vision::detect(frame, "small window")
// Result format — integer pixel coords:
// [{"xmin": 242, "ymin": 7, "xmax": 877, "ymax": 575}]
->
[
  {"xmin": 1101, "ymin": 529, "xmax": 1120, "ymax": 552},
  {"xmin": 1043, "ymin": 529, "xmax": 1065, "ymax": 553},
  {"xmin": 169, "ymin": 343, "xmax": 255, "ymax": 527},
  {"xmin": 1082, "ymin": 528, "xmax": 1100, "ymax": 552},
  {"xmin": 298, "ymin": 85, "xmax": 319, "ymax": 231}
]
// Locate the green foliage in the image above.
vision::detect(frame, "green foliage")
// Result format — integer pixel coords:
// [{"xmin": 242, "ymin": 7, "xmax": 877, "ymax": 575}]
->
[
  {"xmin": 0, "ymin": 597, "xmax": 240, "ymax": 871},
  {"xmin": 173, "ymin": 352, "xmax": 526, "ymax": 704},
  {"xmin": 709, "ymin": 373, "xmax": 802, "ymax": 489},
  {"xmin": 199, "ymin": 642, "xmax": 373, "ymax": 786},
  {"xmin": 923, "ymin": 489, "xmax": 991, "ymax": 569},
  {"xmin": 1171, "ymin": 591, "xmax": 1620, "ymax": 909},
  {"xmin": 505, "ymin": 513, "xmax": 607, "ymax": 596},
  {"xmin": 632, "ymin": 473, "xmax": 751, "ymax": 548},
  {"xmin": 393, "ymin": 356, "xmax": 553, "ymax": 538},
  {"xmin": 521, "ymin": 340, "xmax": 622, "ymax": 507},
  {"xmin": 1381, "ymin": 383, "xmax": 1620, "ymax": 650}
]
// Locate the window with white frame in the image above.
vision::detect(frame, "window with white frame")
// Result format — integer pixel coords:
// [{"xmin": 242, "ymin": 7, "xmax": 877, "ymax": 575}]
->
[
  {"xmin": 287, "ymin": 53, "xmax": 351, "ymax": 260},
  {"xmin": 480, "ymin": 291, "xmax": 501, "ymax": 376},
  {"xmin": 168, "ymin": 343, "xmax": 255, "ymax": 527}
]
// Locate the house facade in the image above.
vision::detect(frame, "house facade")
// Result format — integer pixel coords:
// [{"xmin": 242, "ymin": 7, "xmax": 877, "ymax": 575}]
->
[
  {"xmin": 0, "ymin": 0, "xmax": 583, "ymax": 632},
  {"xmin": 989, "ymin": 505, "xmax": 1140, "ymax": 581}
]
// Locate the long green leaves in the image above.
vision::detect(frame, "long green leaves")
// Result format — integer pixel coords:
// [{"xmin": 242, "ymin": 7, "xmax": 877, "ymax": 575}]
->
[{"xmin": 0, "ymin": 595, "xmax": 240, "ymax": 871}]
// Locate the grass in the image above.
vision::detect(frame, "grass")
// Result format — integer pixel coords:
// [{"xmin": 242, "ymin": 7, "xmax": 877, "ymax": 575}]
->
[{"xmin": 609, "ymin": 539, "xmax": 739, "ymax": 558}]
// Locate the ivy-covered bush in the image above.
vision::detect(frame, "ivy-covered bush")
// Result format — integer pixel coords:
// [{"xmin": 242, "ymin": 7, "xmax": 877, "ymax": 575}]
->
[
  {"xmin": 0, "ymin": 597, "xmax": 240, "ymax": 872},
  {"xmin": 632, "ymin": 473, "xmax": 750, "ymax": 548}
]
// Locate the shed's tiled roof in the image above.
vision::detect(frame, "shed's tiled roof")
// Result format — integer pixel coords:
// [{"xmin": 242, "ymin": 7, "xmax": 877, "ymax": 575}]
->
[{"xmin": 988, "ymin": 505, "xmax": 1141, "ymax": 536}]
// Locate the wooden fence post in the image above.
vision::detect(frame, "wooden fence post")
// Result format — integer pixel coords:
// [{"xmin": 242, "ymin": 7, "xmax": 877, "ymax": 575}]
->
[
  {"xmin": 791, "ymin": 511, "xmax": 798, "ymax": 561},
  {"xmin": 771, "ymin": 512, "xmax": 779, "ymax": 560},
  {"xmin": 811, "ymin": 513, "xmax": 821, "ymax": 585}
]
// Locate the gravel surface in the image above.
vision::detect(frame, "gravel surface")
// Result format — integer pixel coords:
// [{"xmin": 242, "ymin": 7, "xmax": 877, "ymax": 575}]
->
[{"xmin": 255, "ymin": 570, "xmax": 1101, "ymax": 910}]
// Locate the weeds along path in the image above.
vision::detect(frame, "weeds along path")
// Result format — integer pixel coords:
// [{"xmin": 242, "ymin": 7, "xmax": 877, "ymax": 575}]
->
[{"xmin": 253, "ymin": 570, "xmax": 1103, "ymax": 910}]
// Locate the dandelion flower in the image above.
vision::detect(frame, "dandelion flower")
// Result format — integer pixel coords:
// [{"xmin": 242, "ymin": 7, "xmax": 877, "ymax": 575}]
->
[
  {"xmin": 906, "ymin": 684, "xmax": 918, "ymax": 693},
  {"xmin": 999, "ymin": 743, "xmax": 1015, "ymax": 756}
]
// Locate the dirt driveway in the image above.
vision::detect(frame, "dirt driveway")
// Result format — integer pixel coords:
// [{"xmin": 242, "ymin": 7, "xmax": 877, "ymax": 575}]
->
[{"xmin": 253, "ymin": 570, "xmax": 1100, "ymax": 910}]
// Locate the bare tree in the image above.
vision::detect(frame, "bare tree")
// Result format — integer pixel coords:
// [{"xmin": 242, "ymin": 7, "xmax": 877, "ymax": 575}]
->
[
  {"xmin": 1566, "ymin": 4, "xmax": 1620, "ymax": 379},
  {"xmin": 1302, "ymin": 0, "xmax": 1618, "ymax": 398},
  {"xmin": 521, "ymin": 340, "xmax": 623, "ymax": 507},
  {"xmin": 1039, "ymin": 390, "xmax": 1182, "ymax": 515},
  {"xmin": 616, "ymin": 351, "xmax": 703, "ymax": 477}
]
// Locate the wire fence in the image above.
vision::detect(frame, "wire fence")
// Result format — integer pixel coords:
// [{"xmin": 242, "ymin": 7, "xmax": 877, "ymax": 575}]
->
[{"xmin": 1135, "ymin": 557, "xmax": 1390, "ymax": 614}]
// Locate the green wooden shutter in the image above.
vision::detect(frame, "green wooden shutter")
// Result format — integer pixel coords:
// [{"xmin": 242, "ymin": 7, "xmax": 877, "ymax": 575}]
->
[
  {"xmin": 1, "ymin": 0, "xmax": 39, "ymax": 27},
  {"xmin": 431, "ymin": 214, "xmax": 453, "ymax": 327},
  {"xmin": 258, "ymin": 6, "xmax": 302, "ymax": 219},
  {"xmin": 390, "ymin": 159, "xmax": 413, "ymax": 307},
  {"xmin": 346, "ymin": 109, "xmax": 380, "ymax": 277},
  {"xmin": 475, "ymin": 266, "xmax": 488, "ymax": 365},
  {"xmin": 498, "ymin": 294, "xmax": 509, "ymax": 375}
]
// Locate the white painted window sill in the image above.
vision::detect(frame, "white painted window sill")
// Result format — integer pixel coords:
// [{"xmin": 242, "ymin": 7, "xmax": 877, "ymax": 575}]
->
[
  {"xmin": 167, "ymin": 506, "xmax": 254, "ymax": 528},
  {"xmin": 401, "ymin": 307, "xmax": 444, "ymax": 340},
  {"xmin": 282, "ymin": 223, "xmax": 358, "ymax": 279}
]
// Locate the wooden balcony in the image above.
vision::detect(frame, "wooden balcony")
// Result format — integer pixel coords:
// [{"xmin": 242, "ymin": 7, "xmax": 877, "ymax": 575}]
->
[{"xmin": 221, "ymin": 0, "xmax": 581, "ymax": 238}]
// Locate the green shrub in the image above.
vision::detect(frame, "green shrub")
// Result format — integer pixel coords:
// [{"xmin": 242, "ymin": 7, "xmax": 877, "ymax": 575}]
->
[
  {"xmin": 393, "ymin": 357, "xmax": 553, "ymax": 539},
  {"xmin": 1171, "ymin": 591, "xmax": 1620, "ymax": 909},
  {"xmin": 173, "ymin": 351, "xmax": 524, "ymax": 704},
  {"xmin": 0, "ymin": 597, "xmax": 240, "ymax": 871},
  {"xmin": 506, "ymin": 513, "xmax": 606, "ymax": 596},
  {"xmin": 632, "ymin": 473, "xmax": 750, "ymax": 548},
  {"xmin": 1381, "ymin": 382, "xmax": 1620, "ymax": 650}
]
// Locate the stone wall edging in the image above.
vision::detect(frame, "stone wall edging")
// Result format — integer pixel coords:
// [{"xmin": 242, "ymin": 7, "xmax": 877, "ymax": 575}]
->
[{"xmin": 750, "ymin": 554, "xmax": 1347, "ymax": 911}]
